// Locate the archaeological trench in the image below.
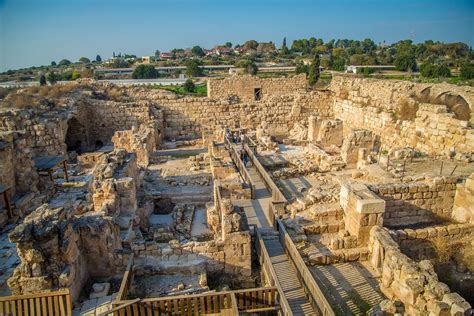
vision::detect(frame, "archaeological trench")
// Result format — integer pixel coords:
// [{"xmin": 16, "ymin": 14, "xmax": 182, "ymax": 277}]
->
[{"xmin": 0, "ymin": 74, "xmax": 473, "ymax": 315}]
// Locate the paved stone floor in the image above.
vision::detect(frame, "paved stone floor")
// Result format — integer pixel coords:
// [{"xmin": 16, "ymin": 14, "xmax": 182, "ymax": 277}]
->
[
  {"xmin": 0, "ymin": 226, "xmax": 19, "ymax": 296},
  {"xmin": 310, "ymin": 261, "xmax": 385, "ymax": 316}
]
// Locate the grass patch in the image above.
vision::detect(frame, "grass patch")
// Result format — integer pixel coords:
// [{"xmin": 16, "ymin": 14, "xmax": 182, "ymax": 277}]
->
[{"xmin": 148, "ymin": 84, "xmax": 207, "ymax": 96}]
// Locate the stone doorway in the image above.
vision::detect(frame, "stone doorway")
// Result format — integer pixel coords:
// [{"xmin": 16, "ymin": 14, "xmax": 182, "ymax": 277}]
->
[{"xmin": 65, "ymin": 117, "xmax": 87, "ymax": 153}]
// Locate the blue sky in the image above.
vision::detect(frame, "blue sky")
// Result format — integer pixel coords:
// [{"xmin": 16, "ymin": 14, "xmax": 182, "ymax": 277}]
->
[{"xmin": 0, "ymin": 0, "xmax": 473, "ymax": 71}]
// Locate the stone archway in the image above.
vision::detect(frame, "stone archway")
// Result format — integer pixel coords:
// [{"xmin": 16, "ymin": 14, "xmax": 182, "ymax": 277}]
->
[{"xmin": 65, "ymin": 117, "xmax": 87, "ymax": 153}]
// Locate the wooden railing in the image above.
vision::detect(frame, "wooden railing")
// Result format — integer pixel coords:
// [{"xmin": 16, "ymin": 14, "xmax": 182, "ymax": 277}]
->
[
  {"xmin": 275, "ymin": 218, "xmax": 335, "ymax": 316},
  {"xmin": 115, "ymin": 253, "xmax": 135, "ymax": 303},
  {"xmin": 224, "ymin": 136, "xmax": 256, "ymax": 199},
  {"xmin": 0, "ymin": 289, "xmax": 72, "ymax": 316},
  {"xmin": 244, "ymin": 143, "xmax": 286, "ymax": 203},
  {"xmin": 255, "ymin": 228, "xmax": 293, "ymax": 316},
  {"xmin": 102, "ymin": 287, "xmax": 279, "ymax": 316}
]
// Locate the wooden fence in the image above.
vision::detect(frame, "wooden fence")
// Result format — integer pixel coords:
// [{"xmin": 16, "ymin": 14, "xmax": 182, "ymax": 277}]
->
[
  {"xmin": 224, "ymin": 136, "xmax": 256, "ymax": 199},
  {"xmin": 254, "ymin": 228, "xmax": 293, "ymax": 316},
  {"xmin": 275, "ymin": 218, "xmax": 335, "ymax": 316},
  {"xmin": 0, "ymin": 289, "xmax": 72, "ymax": 316},
  {"xmin": 101, "ymin": 287, "xmax": 279, "ymax": 316},
  {"xmin": 115, "ymin": 253, "xmax": 135, "ymax": 303}
]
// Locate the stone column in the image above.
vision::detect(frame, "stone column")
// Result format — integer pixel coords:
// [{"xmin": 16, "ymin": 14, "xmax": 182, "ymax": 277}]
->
[{"xmin": 340, "ymin": 183, "xmax": 385, "ymax": 246}]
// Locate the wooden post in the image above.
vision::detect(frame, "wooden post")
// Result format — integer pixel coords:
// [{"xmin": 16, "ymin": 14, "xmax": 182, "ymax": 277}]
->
[
  {"xmin": 48, "ymin": 170, "xmax": 54, "ymax": 182},
  {"xmin": 401, "ymin": 160, "xmax": 406, "ymax": 181},
  {"xmin": 386, "ymin": 155, "xmax": 390, "ymax": 171},
  {"xmin": 63, "ymin": 161, "xmax": 69, "ymax": 182},
  {"xmin": 410, "ymin": 147, "xmax": 414, "ymax": 163},
  {"xmin": 440, "ymin": 161, "xmax": 444, "ymax": 175},
  {"xmin": 450, "ymin": 165, "xmax": 458, "ymax": 176}
]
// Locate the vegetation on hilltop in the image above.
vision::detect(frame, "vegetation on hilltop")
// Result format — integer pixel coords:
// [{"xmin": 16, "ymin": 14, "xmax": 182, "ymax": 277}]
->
[{"xmin": 1, "ymin": 38, "xmax": 472, "ymax": 86}]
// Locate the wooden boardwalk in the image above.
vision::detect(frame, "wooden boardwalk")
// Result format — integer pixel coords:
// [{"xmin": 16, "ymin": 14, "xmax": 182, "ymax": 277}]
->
[{"xmin": 231, "ymin": 152, "xmax": 317, "ymax": 315}]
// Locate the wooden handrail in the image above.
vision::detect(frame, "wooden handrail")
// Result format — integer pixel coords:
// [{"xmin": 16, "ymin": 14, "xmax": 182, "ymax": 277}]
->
[
  {"xmin": 244, "ymin": 143, "xmax": 287, "ymax": 203},
  {"xmin": 115, "ymin": 253, "xmax": 134, "ymax": 302},
  {"xmin": 255, "ymin": 229, "xmax": 294, "ymax": 316},
  {"xmin": 225, "ymin": 136, "xmax": 257, "ymax": 199},
  {"xmin": 0, "ymin": 288, "xmax": 72, "ymax": 316},
  {"xmin": 109, "ymin": 287, "xmax": 279, "ymax": 315},
  {"xmin": 276, "ymin": 218, "xmax": 335, "ymax": 316}
]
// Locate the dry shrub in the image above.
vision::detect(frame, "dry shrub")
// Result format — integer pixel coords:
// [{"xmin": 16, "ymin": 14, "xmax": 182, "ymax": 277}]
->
[
  {"xmin": 107, "ymin": 86, "xmax": 125, "ymax": 101},
  {"xmin": 1, "ymin": 93, "xmax": 36, "ymax": 109},
  {"xmin": 37, "ymin": 84, "xmax": 77, "ymax": 98},
  {"xmin": 397, "ymin": 98, "xmax": 419, "ymax": 121},
  {"xmin": 432, "ymin": 237, "xmax": 462, "ymax": 264}
]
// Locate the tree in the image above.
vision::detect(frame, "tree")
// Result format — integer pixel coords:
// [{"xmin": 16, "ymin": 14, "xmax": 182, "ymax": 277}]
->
[
  {"xmin": 394, "ymin": 52, "xmax": 416, "ymax": 72},
  {"xmin": 185, "ymin": 59, "xmax": 203, "ymax": 77},
  {"xmin": 95, "ymin": 55, "xmax": 102, "ymax": 62},
  {"xmin": 225, "ymin": 42, "xmax": 232, "ymax": 48},
  {"xmin": 39, "ymin": 74, "xmax": 47, "ymax": 86},
  {"xmin": 154, "ymin": 50, "xmax": 160, "ymax": 58},
  {"xmin": 235, "ymin": 60, "xmax": 258, "ymax": 75},
  {"xmin": 71, "ymin": 71, "xmax": 81, "ymax": 80},
  {"xmin": 460, "ymin": 62, "xmax": 474, "ymax": 80},
  {"xmin": 183, "ymin": 79, "xmax": 195, "ymax": 92},
  {"xmin": 420, "ymin": 63, "xmax": 450, "ymax": 78},
  {"xmin": 51, "ymin": 61, "xmax": 57, "ymax": 66},
  {"xmin": 79, "ymin": 57, "xmax": 90, "ymax": 64},
  {"xmin": 58, "ymin": 59, "xmax": 71, "ymax": 66},
  {"xmin": 295, "ymin": 62, "xmax": 309, "ymax": 76},
  {"xmin": 46, "ymin": 72, "xmax": 61, "ymax": 84},
  {"xmin": 308, "ymin": 54, "xmax": 320, "ymax": 85},
  {"xmin": 108, "ymin": 58, "xmax": 130, "ymax": 68},
  {"xmin": 132, "ymin": 64, "xmax": 159, "ymax": 79},
  {"xmin": 280, "ymin": 37, "xmax": 289, "ymax": 56},
  {"xmin": 191, "ymin": 46, "xmax": 204, "ymax": 57}
]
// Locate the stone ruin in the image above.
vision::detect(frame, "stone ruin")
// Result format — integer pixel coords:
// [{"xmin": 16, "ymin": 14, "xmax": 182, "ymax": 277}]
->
[{"xmin": 0, "ymin": 75, "xmax": 472, "ymax": 314}]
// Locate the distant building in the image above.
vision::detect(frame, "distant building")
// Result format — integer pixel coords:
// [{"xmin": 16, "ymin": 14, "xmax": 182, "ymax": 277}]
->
[
  {"xmin": 214, "ymin": 47, "xmax": 233, "ymax": 56},
  {"xmin": 346, "ymin": 65, "xmax": 396, "ymax": 74},
  {"xmin": 159, "ymin": 52, "xmax": 173, "ymax": 60}
]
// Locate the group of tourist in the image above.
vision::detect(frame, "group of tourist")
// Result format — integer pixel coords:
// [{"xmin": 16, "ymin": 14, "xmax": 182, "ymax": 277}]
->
[{"xmin": 225, "ymin": 128, "xmax": 250, "ymax": 167}]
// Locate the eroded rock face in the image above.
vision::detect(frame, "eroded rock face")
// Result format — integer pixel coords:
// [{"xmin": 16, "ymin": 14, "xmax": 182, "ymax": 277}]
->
[{"xmin": 8, "ymin": 203, "xmax": 122, "ymax": 301}]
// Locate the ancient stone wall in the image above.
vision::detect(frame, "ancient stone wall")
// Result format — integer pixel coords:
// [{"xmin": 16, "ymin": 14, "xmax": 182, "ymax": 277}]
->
[
  {"xmin": 368, "ymin": 226, "xmax": 471, "ymax": 315},
  {"xmin": 368, "ymin": 177, "xmax": 458, "ymax": 228},
  {"xmin": 143, "ymin": 92, "xmax": 332, "ymax": 141},
  {"xmin": 207, "ymin": 74, "xmax": 307, "ymax": 101},
  {"xmin": 393, "ymin": 223, "xmax": 474, "ymax": 260},
  {"xmin": 92, "ymin": 150, "xmax": 139, "ymax": 222},
  {"xmin": 452, "ymin": 173, "xmax": 474, "ymax": 223},
  {"xmin": 112, "ymin": 125, "xmax": 156, "ymax": 168},
  {"xmin": 330, "ymin": 75, "xmax": 474, "ymax": 157},
  {"xmin": 8, "ymin": 204, "xmax": 122, "ymax": 301},
  {"xmin": 0, "ymin": 131, "xmax": 40, "ymax": 226}
]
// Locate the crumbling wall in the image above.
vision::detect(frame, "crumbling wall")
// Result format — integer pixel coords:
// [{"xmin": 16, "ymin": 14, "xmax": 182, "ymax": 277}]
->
[
  {"xmin": 393, "ymin": 223, "xmax": 474, "ymax": 260},
  {"xmin": 452, "ymin": 173, "xmax": 474, "ymax": 223},
  {"xmin": 112, "ymin": 125, "xmax": 156, "ymax": 168},
  {"xmin": 330, "ymin": 75, "xmax": 474, "ymax": 157},
  {"xmin": 8, "ymin": 204, "xmax": 122, "ymax": 302},
  {"xmin": 92, "ymin": 150, "xmax": 139, "ymax": 220},
  {"xmin": 207, "ymin": 74, "xmax": 307, "ymax": 101},
  {"xmin": 340, "ymin": 129, "xmax": 374, "ymax": 165},
  {"xmin": 368, "ymin": 226, "xmax": 471, "ymax": 315},
  {"xmin": 308, "ymin": 116, "xmax": 343, "ymax": 147},
  {"xmin": 0, "ymin": 131, "xmax": 40, "ymax": 226},
  {"xmin": 368, "ymin": 177, "xmax": 458, "ymax": 228}
]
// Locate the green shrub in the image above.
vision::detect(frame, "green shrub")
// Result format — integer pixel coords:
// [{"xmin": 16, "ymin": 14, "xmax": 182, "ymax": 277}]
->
[
  {"xmin": 460, "ymin": 62, "xmax": 474, "ymax": 80},
  {"xmin": 132, "ymin": 64, "xmax": 159, "ymax": 79}
]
